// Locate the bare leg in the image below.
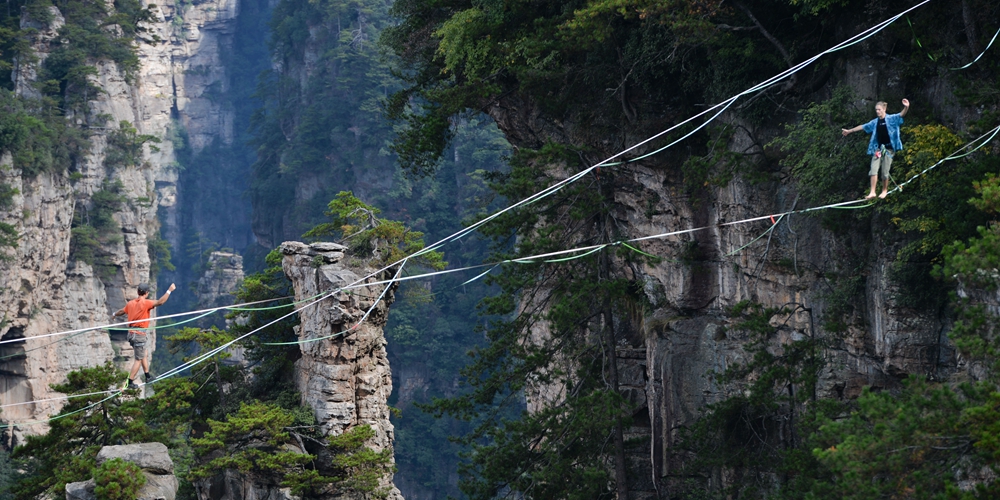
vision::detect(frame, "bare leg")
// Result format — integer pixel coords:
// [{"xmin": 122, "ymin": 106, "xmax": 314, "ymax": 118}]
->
[
  {"xmin": 129, "ymin": 360, "xmax": 141, "ymax": 380},
  {"xmin": 879, "ymin": 178, "xmax": 889, "ymax": 199},
  {"xmin": 141, "ymin": 356, "xmax": 150, "ymax": 375},
  {"xmin": 866, "ymin": 175, "xmax": 878, "ymax": 199}
]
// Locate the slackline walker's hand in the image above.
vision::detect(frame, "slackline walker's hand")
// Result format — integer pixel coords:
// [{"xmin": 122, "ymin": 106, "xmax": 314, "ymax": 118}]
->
[{"xmin": 902, "ymin": 98, "xmax": 910, "ymax": 107}]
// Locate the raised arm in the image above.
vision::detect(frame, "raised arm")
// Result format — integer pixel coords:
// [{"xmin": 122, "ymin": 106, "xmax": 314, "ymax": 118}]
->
[
  {"xmin": 900, "ymin": 98, "xmax": 910, "ymax": 117},
  {"xmin": 154, "ymin": 283, "xmax": 177, "ymax": 307}
]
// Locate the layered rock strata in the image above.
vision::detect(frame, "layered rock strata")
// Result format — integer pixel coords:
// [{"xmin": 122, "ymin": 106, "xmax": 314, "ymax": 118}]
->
[
  {"xmin": 280, "ymin": 241, "xmax": 402, "ymax": 500},
  {"xmin": 0, "ymin": 0, "xmax": 241, "ymax": 439}
]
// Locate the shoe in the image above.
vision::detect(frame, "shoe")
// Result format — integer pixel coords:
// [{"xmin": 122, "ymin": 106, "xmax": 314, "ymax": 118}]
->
[
  {"xmin": 128, "ymin": 380, "xmax": 141, "ymax": 390},
  {"xmin": 145, "ymin": 372, "xmax": 153, "ymax": 383}
]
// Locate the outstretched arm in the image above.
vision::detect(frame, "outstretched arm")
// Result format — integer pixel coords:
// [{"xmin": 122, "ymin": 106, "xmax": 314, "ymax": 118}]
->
[
  {"xmin": 153, "ymin": 283, "xmax": 177, "ymax": 307},
  {"xmin": 900, "ymin": 98, "xmax": 910, "ymax": 117},
  {"xmin": 842, "ymin": 124, "xmax": 864, "ymax": 136}
]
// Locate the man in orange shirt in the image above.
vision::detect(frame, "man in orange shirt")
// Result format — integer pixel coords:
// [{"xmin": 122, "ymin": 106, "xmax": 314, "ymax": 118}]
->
[{"xmin": 113, "ymin": 282, "xmax": 176, "ymax": 389}]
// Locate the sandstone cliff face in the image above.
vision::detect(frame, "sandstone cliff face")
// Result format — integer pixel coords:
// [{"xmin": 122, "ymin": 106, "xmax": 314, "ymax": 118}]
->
[
  {"xmin": 0, "ymin": 0, "xmax": 241, "ymax": 439},
  {"xmin": 280, "ymin": 241, "xmax": 402, "ymax": 500}
]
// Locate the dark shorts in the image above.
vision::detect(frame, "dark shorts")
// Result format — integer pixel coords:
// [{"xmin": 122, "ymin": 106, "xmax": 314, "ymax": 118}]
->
[{"xmin": 127, "ymin": 332, "xmax": 148, "ymax": 360}]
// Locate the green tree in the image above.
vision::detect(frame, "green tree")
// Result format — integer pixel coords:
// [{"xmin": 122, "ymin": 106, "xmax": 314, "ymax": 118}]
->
[
  {"xmin": 417, "ymin": 144, "xmax": 653, "ymax": 499},
  {"xmin": 304, "ymin": 191, "xmax": 445, "ymax": 270},
  {"xmin": 94, "ymin": 458, "xmax": 147, "ymax": 500},
  {"xmin": 104, "ymin": 120, "xmax": 160, "ymax": 170},
  {"xmin": 70, "ymin": 179, "xmax": 126, "ymax": 278},
  {"xmin": 190, "ymin": 401, "xmax": 321, "ymax": 491},
  {"xmin": 11, "ymin": 362, "xmax": 160, "ymax": 498},
  {"xmin": 190, "ymin": 401, "xmax": 395, "ymax": 497}
]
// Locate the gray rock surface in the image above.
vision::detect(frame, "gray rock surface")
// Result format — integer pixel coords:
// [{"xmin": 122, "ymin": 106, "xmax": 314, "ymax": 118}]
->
[
  {"xmin": 0, "ymin": 0, "xmax": 241, "ymax": 438},
  {"xmin": 191, "ymin": 242, "xmax": 403, "ymax": 500},
  {"xmin": 195, "ymin": 470, "xmax": 299, "ymax": 500},
  {"xmin": 281, "ymin": 241, "xmax": 402, "ymax": 499},
  {"xmin": 65, "ymin": 442, "xmax": 178, "ymax": 500},
  {"xmin": 479, "ymin": 63, "xmax": 974, "ymax": 495},
  {"xmin": 97, "ymin": 443, "xmax": 175, "ymax": 474},
  {"xmin": 196, "ymin": 251, "xmax": 245, "ymax": 310}
]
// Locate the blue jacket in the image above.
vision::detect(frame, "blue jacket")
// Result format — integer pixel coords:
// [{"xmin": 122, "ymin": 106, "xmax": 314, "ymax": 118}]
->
[{"xmin": 862, "ymin": 113, "xmax": 904, "ymax": 155}]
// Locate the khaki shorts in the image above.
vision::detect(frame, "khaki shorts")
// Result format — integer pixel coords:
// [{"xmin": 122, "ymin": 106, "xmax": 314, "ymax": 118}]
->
[
  {"xmin": 869, "ymin": 149, "xmax": 894, "ymax": 179},
  {"xmin": 128, "ymin": 332, "xmax": 148, "ymax": 360}
]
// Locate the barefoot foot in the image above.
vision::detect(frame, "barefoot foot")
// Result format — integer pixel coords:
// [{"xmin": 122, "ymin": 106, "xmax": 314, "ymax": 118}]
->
[
  {"xmin": 878, "ymin": 191, "xmax": 888, "ymax": 199},
  {"xmin": 865, "ymin": 192, "xmax": 877, "ymax": 200}
]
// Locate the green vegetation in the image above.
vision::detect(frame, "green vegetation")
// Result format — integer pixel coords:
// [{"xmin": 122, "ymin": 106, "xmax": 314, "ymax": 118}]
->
[
  {"xmin": 70, "ymin": 179, "xmax": 125, "ymax": 277},
  {"xmin": 410, "ymin": 142, "xmax": 656, "ymax": 499},
  {"xmin": 148, "ymin": 228, "xmax": 175, "ymax": 277},
  {"xmin": 305, "ymin": 191, "xmax": 445, "ymax": 270},
  {"xmin": 94, "ymin": 458, "xmax": 147, "ymax": 500},
  {"xmin": 770, "ymin": 86, "xmax": 869, "ymax": 204},
  {"xmin": 104, "ymin": 120, "xmax": 160, "ymax": 170},
  {"xmin": 0, "ymin": 88, "xmax": 89, "ymax": 178},
  {"xmin": 10, "ymin": 362, "xmax": 159, "ymax": 498},
  {"xmin": 13, "ymin": 250, "xmax": 402, "ymax": 498},
  {"xmin": 381, "ymin": 0, "xmax": 1000, "ymax": 497}
]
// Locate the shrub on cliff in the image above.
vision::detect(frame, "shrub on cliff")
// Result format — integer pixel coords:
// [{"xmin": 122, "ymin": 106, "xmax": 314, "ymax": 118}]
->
[
  {"xmin": 94, "ymin": 458, "xmax": 147, "ymax": 500},
  {"xmin": 11, "ymin": 362, "xmax": 163, "ymax": 498},
  {"xmin": 304, "ymin": 191, "xmax": 446, "ymax": 271},
  {"xmin": 190, "ymin": 401, "xmax": 395, "ymax": 497}
]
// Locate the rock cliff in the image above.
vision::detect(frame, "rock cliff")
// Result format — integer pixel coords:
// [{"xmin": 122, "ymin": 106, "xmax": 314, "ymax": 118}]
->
[
  {"xmin": 280, "ymin": 241, "xmax": 402, "ymax": 499},
  {"xmin": 0, "ymin": 0, "xmax": 243, "ymax": 440},
  {"xmin": 481, "ymin": 62, "xmax": 973, "ymax": 494},
  {"xmin": 196, "ymin": 252, "xmax": 244, "ymax": 309},
  {"xmin": 65, "ymin": 442, "xmax": 179, "ymax": 500}
]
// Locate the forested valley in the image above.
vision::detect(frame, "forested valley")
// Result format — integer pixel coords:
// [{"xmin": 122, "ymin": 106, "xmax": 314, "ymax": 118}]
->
[{"xmin": 1, "ymin": 0, "xmax": 1000, "ymax": 499}]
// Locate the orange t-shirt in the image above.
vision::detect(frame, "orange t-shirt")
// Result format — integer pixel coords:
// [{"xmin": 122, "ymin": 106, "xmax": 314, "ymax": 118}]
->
[{"xmin": 124, "ymin": 298, "xmax": 157, "ymax": 332}]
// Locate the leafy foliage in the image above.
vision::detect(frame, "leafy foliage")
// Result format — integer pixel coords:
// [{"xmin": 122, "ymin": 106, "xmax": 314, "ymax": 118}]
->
[
  {"xmin": 190, "ymin": 401, "xmax": 316, "ymax": 482},
  {"xmin": 148, "ymin": 229, "xmax": 176, "ymax": 277},
  {"xmin": 385, "ymin": 0, "xmax": 840, "ymax": 174},
  {"xmin": 104, "ymin": 120, "xmax": 160, "ymax": 170},
  {"xmin": 11, "ymin": 362, "xmax": 160, "ymax": 498},
  {"xmin": 770, "ymin": 86, "xmax": 869, "ymax": 204},
  {"xmin": 191, "ymin": 401, "xmax": 395, "ymax": 498},
  {"xmin": 70, "ymin": 179, "xmax": 126, "ymax": 277},
  {"xmin": 304, "ymin": 191, "xmax": 446, "ymax": 270},
  {"xmin": 34, "ymin": 0, "xmax": 157, "ymax": 111},
  {"xmin": 250, "ymin": 0, "xmax": 398, "ymax": 242},
  {"xmin": 677, "ymin": 302, "xmax": 831, "ymax": 498},
  {"xmin": 0, "ymin": 89, "xmax": 89, "ymax": 177},
  {"xmin": 94, "ymin": 458, "xmax": 147, "ymax": 500},
  {"xmin": 328, "ymin": 425, "xmax": 396, "ymax": 497},
  {"xmin": 413, "ymin": 141, "xmax": 655, "ymax": 498}
]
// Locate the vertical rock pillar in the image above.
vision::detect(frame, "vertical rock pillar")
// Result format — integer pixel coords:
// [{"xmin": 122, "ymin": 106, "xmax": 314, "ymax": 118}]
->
[{"xmin": 280, "ymin": 241, "xmax": 402, "ymax": 499}]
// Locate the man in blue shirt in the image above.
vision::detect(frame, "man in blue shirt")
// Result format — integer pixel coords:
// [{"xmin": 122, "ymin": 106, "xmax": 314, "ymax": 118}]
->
[{"xmin": 842, "ymin": 98, "xmax": 910, "ymax": 199}]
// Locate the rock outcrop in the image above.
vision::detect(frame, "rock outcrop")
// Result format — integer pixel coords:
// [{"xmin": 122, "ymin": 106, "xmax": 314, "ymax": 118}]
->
[
  {"xmin": 196, "ymin": 252, "xmax": 244, "ymax": 310},
  {"xmin": 192, "ymin": 241, "xmax": 403, "ymax": 499},
  {"xmin": 0, "ymin": 0, "xmax": 243, "ymax": 440},
  {"xmin": 65, "ymin": 442, "xmax": 179, "ymax": 500},
  {"xmin": 281, "ymin": 241, "xmax": 402, "ymax": 499},
  {"xmin": 196, "ymin": 251, "xmax": 245, "ymax": 332},
  {"xmin": 478, "ymin": 62, "xmax": 972, "ymax": 494}
]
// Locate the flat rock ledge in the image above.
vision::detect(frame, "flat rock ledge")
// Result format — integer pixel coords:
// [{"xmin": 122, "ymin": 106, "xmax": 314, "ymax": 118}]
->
[{"xmin": 65, "ymin": 442, "xmax": 178, "ymax": 500}]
